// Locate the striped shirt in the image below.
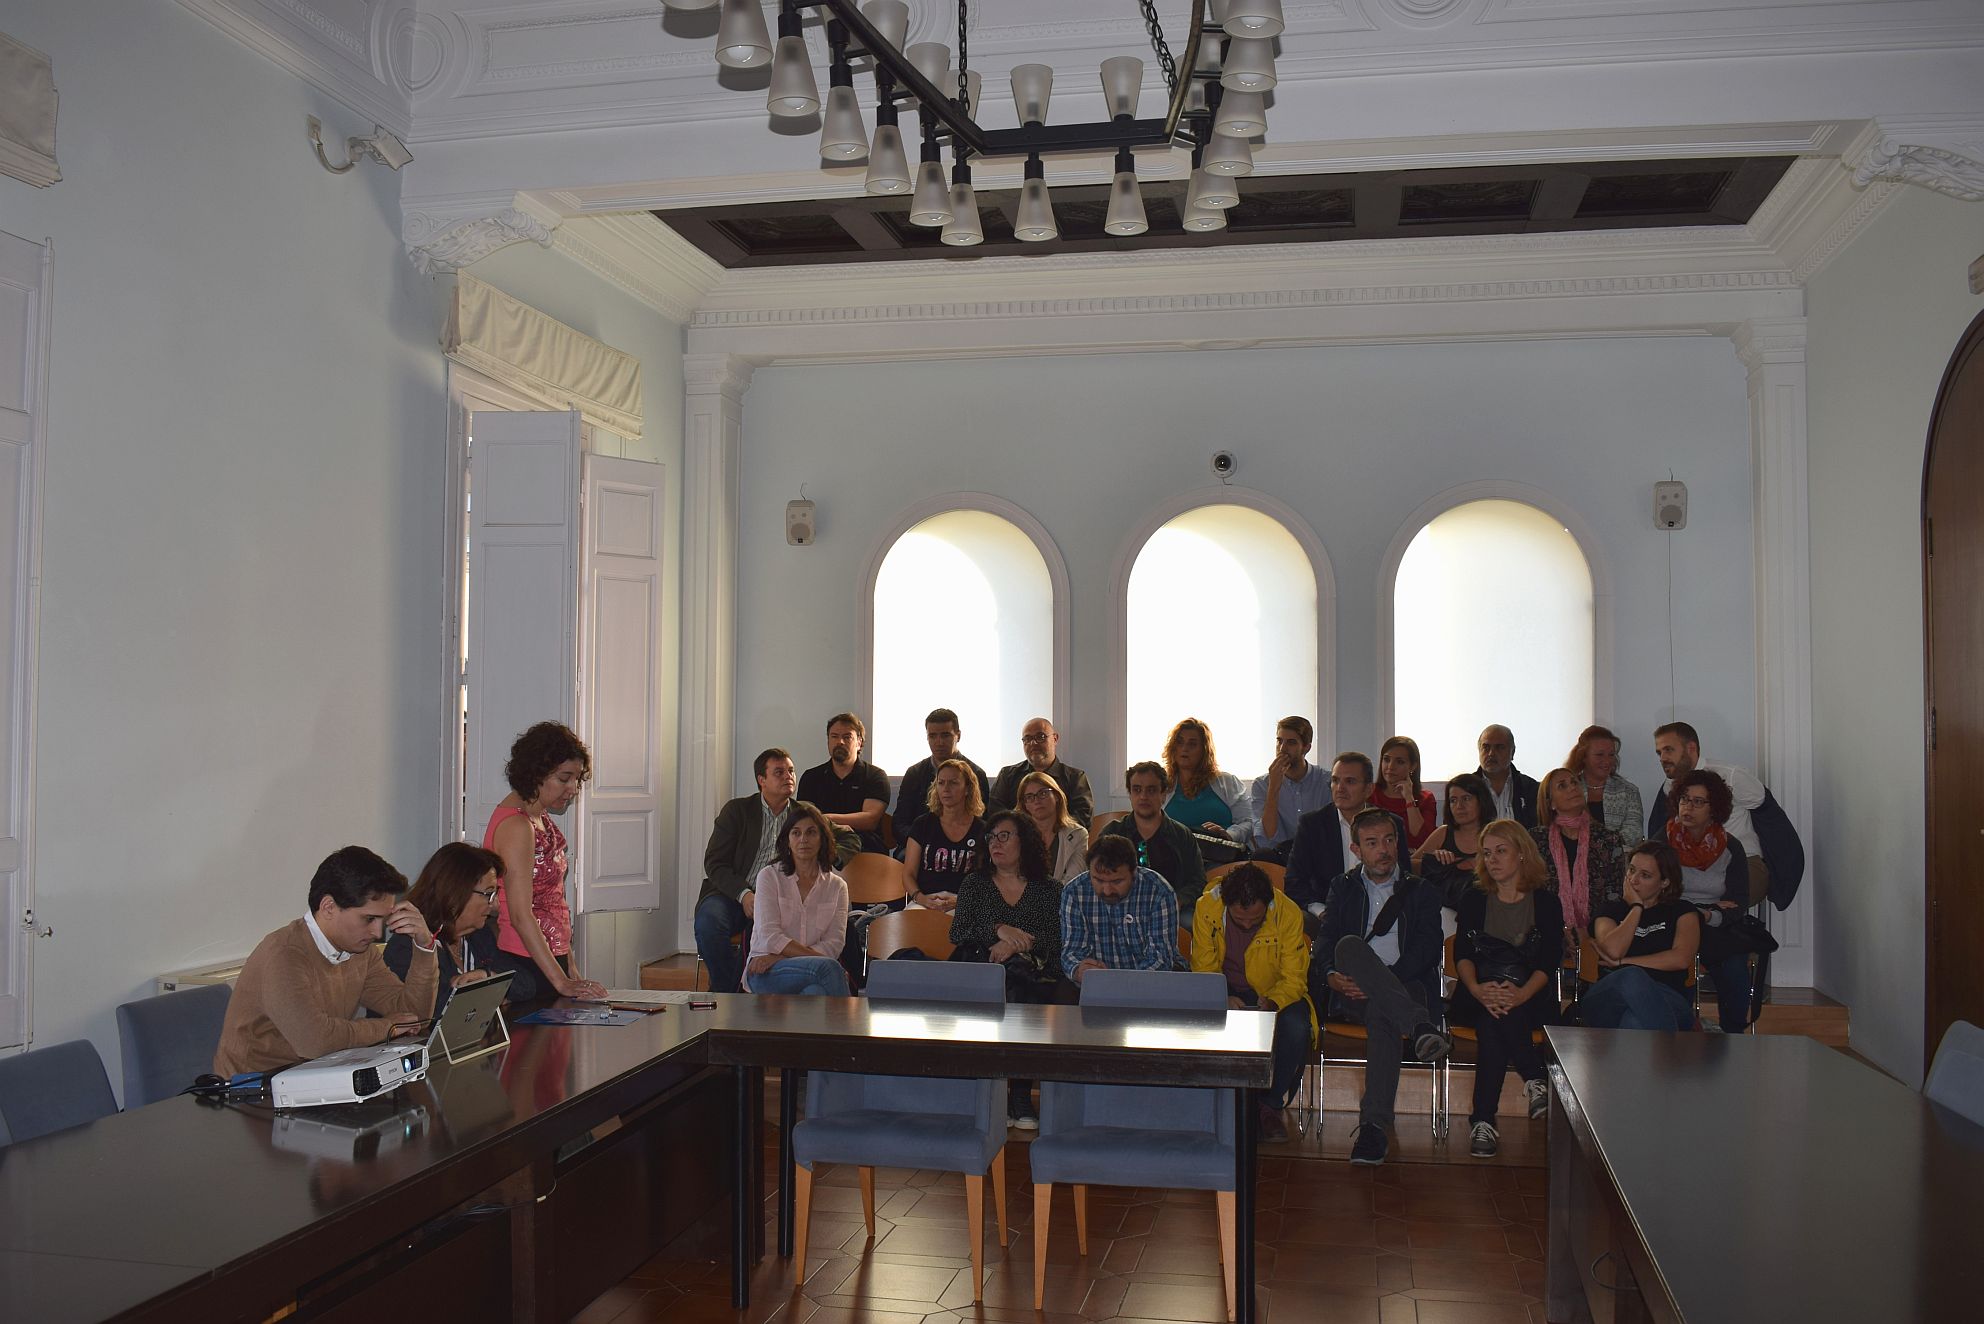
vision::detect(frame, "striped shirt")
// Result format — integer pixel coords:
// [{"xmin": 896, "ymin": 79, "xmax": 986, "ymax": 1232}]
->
[{"xmin": 1059, "ymin": 867, "xmax": 1180, "ymax": 977}]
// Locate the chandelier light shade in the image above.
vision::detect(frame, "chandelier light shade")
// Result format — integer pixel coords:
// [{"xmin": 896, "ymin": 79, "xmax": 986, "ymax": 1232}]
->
[
  {"xmin": 941, "ymin": 168, "xmax": 984, "ymax": 246},
  {"xmin": 1188, "ymin": 166, "xmax": 1240, "ymax": 209},
  {"xmin": 715, "ymin": 0, "xmax": 773, "ymax": 69},
  {"xmin": 859, "ymin": 0, "xmax": 909, "ymax": 49},
  {"xmin": 1100, "ymin": 56, "xmax": 1143, "ymax": 119},
  {"xmin": 1181, "ymin": 196, "xmax": 1229, "ymax": 231},
  {"xmin": 1010, "ymin": 64, "xmax": 1053, "ymax": 126},
  {"xmin": 907, "ymin": 42, "xmax": 950, "ymax": 90},
  {"xmin": 661, "ymin": 0, "xmax": 720, "ymax": 10},
  {"xmin": 866, "ymin": 122, "xmax": 912, "ymax": 193},
  {"xmin": 1202, "ymin": 132, "xmax": 1254, "ymax": 176},
  {"xmin": 820, "ymin": 82, "xmax": 868, "ymax": 160},
  {"xmin": 1221, "ymin": 37, "xmax": 1277, "ymax": 91},
  {"xmin": 768, "ymin": 32, "xmax": 820, "ymax": 116},
  {"xmin": 1214, "ymin": 89, "xmax": 1266, "ymax": 136},
  {"xmin": 1103, "ymin": 146, "xmax": 1148, "ymax": 236},
  {"xmin": 1014, "ymin": 155, "xmax": 1056, "ymax": 241},
  {"xmin": 1223, "ymin": 0, "xmax": 1285, "ymax": 37},
  {"xmin": 909, "ymin": 137, "xmax": 954, "ymax": 225}
]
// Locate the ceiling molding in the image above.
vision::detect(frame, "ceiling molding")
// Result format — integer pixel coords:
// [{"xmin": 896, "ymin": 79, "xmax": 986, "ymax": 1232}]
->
[
  {"xmin": 548, "ymin": 214, "xmax": 725, "ymax": 324},
  {"xmin": 177, "ymin": 0, "xmax": 413, "ymax": 137}
]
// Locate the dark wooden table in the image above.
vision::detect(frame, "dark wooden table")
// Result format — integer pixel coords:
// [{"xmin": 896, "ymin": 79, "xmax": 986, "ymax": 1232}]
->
[
  {"xmin": 1545, "ymin": 1027, "xmax": 1984, "ymax": 1324},
  {"xmin": 702, "ymin": 994, "xmax": 1276, "ymax": 1321}
]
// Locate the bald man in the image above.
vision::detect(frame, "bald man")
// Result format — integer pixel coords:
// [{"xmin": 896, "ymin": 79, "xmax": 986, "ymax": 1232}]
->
[
  {"xmin": 1470, "ymin": 725, "xmax": 1539, "ymax": 826},
  {"xmin": 989, "ymin": 717, "xmax": 1094, "ymax": 826}
]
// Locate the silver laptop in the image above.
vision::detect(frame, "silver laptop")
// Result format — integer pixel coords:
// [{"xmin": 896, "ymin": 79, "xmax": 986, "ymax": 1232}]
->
[{"xmin": 426, "ymin": 969, "xmax": 514, "ymax": 1065}]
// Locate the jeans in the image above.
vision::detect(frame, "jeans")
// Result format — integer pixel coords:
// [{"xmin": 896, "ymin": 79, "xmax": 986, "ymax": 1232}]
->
[
  {"xmin": 1697, "ymin": 922, "xmax": 1755, "ymax": 1032},
  {"xmin": 1267, "ymin": 1000, "xmax": 1312, "ymax": 1109},
  {"xmin": 694, "ymin": 893, "xmax": 750, "ymax": 994},
  {"xmin": 1331, "ymin": 936, "xmax": 1434, "ymax": 1129},
  {"xmin": 1580, "ymin": 966, "xmax": 1695, "ymax": 1030},
  {"xmin": 1455, "ymin": 986, "xmax": 1548, "ymax": 1125},
  {"xmin": 750, "ymin": 956, "xmax": 850, "ymax": 997}
]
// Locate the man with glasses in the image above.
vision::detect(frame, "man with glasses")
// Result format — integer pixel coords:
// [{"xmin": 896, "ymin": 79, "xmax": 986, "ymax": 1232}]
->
[
  {"xmin": 989, "ymin": 716, "xmax": 1094, "ymax": 826},
  {"xmin": 1098, "ymin": 761, "xmax": 1209, "ymax": 913}
]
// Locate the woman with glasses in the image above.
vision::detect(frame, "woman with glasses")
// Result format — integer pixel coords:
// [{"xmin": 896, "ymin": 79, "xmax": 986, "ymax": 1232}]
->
[
  {"xmin": 385, "ymin": 842, "xmax": 539, "ymax": 1017},
  {"xmin": 1665, "ymin": 769, "xmax": 1753, "ymax": 1032},
  {"xmin": 1017, "ymin": 769, "xmax": 1088, "ymax": 882},
  {"xmin": 1412, "ymin": 771, "xmax": 1496, "ymax": 911}
]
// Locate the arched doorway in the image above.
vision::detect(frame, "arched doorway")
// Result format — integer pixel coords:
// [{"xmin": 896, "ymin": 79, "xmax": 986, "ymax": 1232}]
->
[{"xmin": 1924, "ymin": 308, "xmax": 1984, "ymax": 1069}]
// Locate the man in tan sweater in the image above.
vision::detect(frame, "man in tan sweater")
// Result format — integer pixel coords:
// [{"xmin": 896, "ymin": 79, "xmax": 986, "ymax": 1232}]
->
[{"xmin": 214, "ymin": 846, "xmax": 439, "ymax": 1076}]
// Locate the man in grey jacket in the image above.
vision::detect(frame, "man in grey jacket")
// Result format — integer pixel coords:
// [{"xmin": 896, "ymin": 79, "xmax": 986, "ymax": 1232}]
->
[{"xmin": 696, "ymin": 748, "xmax": 797, "ymax": 994}]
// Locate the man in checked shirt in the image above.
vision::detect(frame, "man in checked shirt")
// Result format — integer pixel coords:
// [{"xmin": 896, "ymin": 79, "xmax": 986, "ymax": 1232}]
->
[{"xmin": 1058, "ymin": 833, "xmax": 1180, "ymax": 995}]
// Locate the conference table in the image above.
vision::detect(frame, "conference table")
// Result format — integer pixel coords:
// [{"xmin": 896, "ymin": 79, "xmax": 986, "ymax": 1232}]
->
[
  {"xmin": 1545, "ymin": 1026, "xmax": 1984, "ymax": 1324},
  {"xmin": 0, "ymin": 993, "xmax": 1273, "ymax": 1324}
]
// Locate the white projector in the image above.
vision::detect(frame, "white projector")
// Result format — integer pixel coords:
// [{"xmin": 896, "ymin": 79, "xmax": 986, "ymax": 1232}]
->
[{"xmin": 272, "ymin": 1040, "xmax": 429, "ymax": 1109}]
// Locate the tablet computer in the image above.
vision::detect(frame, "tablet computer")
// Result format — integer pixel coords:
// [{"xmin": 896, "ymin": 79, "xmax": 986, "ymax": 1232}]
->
[{"xmin": 427, "ymin": 970, "xmax": 514, "ymax": 1065}]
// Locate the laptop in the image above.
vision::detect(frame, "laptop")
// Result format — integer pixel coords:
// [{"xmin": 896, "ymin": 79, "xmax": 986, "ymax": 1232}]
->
[{"xmin": 426, "ymin": 969, "xmax": 514, "ymax": 1065}]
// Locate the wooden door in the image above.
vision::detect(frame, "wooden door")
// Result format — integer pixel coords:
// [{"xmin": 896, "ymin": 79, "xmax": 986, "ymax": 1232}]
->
[{"xmin": 1925, "ymin": 309, "xmax": 1984, "ymax": 1069}]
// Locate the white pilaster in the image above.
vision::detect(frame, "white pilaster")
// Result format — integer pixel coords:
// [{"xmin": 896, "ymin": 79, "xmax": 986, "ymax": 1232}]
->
[
  {"xmin": 1735, "ymin": 317, "xmax": 1815, "ymax": 987},
  {"xmin": 675, "ymin": 353, "xmax": 754, "ymax": 952}
]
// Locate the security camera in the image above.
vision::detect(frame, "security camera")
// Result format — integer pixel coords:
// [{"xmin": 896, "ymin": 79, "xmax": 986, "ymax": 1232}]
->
[
  {"xmin": 360, "ymin": 126, "xmax": 415, "ymax": 172},
  {"xmin": 1211, "ymin": 451, "xmax": 1236, "ymax": 478}
]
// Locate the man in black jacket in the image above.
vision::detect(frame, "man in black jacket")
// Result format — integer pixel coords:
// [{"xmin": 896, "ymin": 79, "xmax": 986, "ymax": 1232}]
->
[
  {"xmin": 696, "ymin": 748, "xmax": 796, "ymax": 994},
  {"xmin": 1099, "ymin": 761, "xmax": 1208, "ymax": 913},
  {"xmin": 1473, "ymin": 724, "xmax": 1539, "ymax": 827},
  {"xmin": 989, "ymin": 717, "xmax": 1094, "ymax": 826},
  {"xmin": 893, "ymin": 708, "xmax": 990, "ymax": 836},
  {"xmin": 1285, "ymin": 753, "xmax": 1402, "ymax": 920},
  {"xmin": 1310, "ymin": 809, "xmax": 1451, "ymax": 1166}
]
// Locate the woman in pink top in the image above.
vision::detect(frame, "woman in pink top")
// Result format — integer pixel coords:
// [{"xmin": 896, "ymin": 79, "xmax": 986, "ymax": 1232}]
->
[
  {"xmin": 485, "ymin": 721, "xmax": 608, "ymax": 1001},
  {"xmin": 744, "ymin": 801, "xmax": 851, "ymax": 996}
]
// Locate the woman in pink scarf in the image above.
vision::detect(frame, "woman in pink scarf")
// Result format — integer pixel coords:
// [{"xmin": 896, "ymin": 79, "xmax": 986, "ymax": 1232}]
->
[{"xmin": 1529, "ymin": 767, "xmax": 1626, "ymax": 952}]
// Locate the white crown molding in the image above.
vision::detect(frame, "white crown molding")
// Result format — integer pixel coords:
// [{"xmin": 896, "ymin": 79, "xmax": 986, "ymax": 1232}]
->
[
  {"xmin": 176, "ymin": 0, "xmax": 413, "ymax": 137},
  {"xmin": 548, "ymin": 213, "xmax": 724, "ymax": 324},
  {"xmin": 1851, "ymin": 138, "xmax": 1984, "ymax": 202},
  {"xmin": 403, "ymin": 192, "xmax": 562, "ymax": 275}
]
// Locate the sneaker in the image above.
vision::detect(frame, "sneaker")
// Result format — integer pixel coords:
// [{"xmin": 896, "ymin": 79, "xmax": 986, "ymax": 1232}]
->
[
  {"xmin": 1412, "ymin": 1024, "xmax": 1453, "ymax": 1063},
  {"xmin": 1257, "ymin": 1102, "xmax": 1290, "ymax": 1143},
  {"xmin": 1009, "ymin": 1111, "xmax": 1039, "ymax": 1132},
  {"xmin": 1349, "ymin": 1122, "xmax": 1389, "ymax": 1166},
  {"xmin": 1469, "ymin": 1120, "xmax": 1499, "ymax": 1158},
  {"xmin": 1524, "ymin": 1078, "xmax": 1549, "ymax": 1120}
]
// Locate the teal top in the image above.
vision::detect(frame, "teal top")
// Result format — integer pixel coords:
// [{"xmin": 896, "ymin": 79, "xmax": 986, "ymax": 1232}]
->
[{"xmin": 1168, "ymin": 785, "xmax": 1232, "ymax": 829}]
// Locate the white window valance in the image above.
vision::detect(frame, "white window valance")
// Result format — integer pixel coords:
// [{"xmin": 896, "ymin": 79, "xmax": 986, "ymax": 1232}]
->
[
  {"xmin": 442, "ymin": 273, "xmax": 642, "ymax": 439},
  {"xmin": 0, "ymin": 34, "xmax": 60, "ymax": 188}
]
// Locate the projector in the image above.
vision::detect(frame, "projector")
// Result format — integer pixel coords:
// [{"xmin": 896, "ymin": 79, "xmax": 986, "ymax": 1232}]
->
[{"xmin": 272, "ymin": 1040, "xmax": 429, "ymax": 1109}]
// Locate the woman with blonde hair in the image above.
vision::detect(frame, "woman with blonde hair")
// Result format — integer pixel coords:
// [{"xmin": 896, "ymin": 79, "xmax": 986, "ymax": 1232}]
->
[
  {"xmin": 902, "ymin": 757, "xmax": 986, "ymax": 913},
  {"xmin": 1163, "ymin": 717, "xmax": 1252, "ymax": 843},
  {"xmin": 1017, "ymin": 770, "xmax": 1088, "ymax": 883},
  {"xmin": 1531, "ymin": 766, "xmax": 1626, "ymax": 948},
  {"xmin": 1449, "ymin": 820, "xmax": 1563, "ymax": 1157},
  {"xmin": 1565, "ymin": 724, "xmax": 1644, "ymax": 837}
]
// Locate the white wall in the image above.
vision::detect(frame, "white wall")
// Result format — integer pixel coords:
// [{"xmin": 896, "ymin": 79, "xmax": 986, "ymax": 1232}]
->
[
  {"xmin": 0, "ymin": 1, "xmax": 442, "ymax": 1096},
  {"xmin": 1806, "ymin": 186, "xmax": 1984, "ymax": 1085},
  {"xmin": 732, "ymin": 336, "xmax": 1758, "ymax": 812}
]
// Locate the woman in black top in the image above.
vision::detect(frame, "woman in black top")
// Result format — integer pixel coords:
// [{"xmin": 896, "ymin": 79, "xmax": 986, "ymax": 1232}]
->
[
  {"xmin": 1450, "ymin": 821, "xmax": 1564, "ymax": 1158},
  {"xmin": 384, "ymin": 843, "xmax": 539, "ymax": 1018},
  {"xmin": 1581, "ymin": 841, "xmax": 1700, "ymax": 1031},
  {"xmin": 902, "ymin": 758, "xmax": 986, "ymax": 912},
  {"xmin": 1413, "ymin": 772, "xmax": 1495, "ymax": 910},
  {"xmin": 950, "ymin": 809, "xmax": 1063, "ymax": 1127}
]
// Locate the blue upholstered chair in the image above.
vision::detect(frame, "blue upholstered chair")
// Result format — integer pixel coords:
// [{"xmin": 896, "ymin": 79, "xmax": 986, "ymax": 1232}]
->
[
  {"xmin": 0, "ymin": 1039, "xmax": 118, "ymax": 1146},
  {"xmin": 1031, "ymin": 969, "xmax": 1237, "ymax": 1320},
  {"xmin": 116, "ymin": 983, "xmax": 233, "ymax": 1108},
  {"xmin": 792, "ymin": 960, "xmax": 1009, "ymax": 1300},
  {"xmin": 1925, "ymin": 1019, "xmax": 1984, "ymax": 1129}
]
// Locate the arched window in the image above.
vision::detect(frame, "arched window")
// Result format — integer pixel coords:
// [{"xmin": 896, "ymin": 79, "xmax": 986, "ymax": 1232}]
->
[
  {"xmin": 871, "ymin": 508, "xmax": 1057, "ymax": 773},
  {"xmin": 1125, "ymin": 504, "xmax": 1319, "ymax": 777},
  {"xmin": 1392, "ymin": 498, "xmax": 1594, "ymax": 781}
]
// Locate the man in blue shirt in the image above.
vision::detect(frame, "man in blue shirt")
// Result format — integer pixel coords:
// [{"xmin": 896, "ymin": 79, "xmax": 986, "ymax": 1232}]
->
[
  {"xmin": 1247, "ymin": 716, "xmax": 1333, "ymax": 862},
  {"xmin": 1311, "ymin": 808, "xmax": 1450, "ymax": 1166},
  {"xmin": 1060, "ymin": 833, "xmax": 1179, "ymax": 987}
]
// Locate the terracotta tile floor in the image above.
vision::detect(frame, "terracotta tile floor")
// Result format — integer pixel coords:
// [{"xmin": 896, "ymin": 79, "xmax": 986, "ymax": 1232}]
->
[{"xmin": 574, "ymin": 1102, "xmax": 1554, "ymax": 1324}]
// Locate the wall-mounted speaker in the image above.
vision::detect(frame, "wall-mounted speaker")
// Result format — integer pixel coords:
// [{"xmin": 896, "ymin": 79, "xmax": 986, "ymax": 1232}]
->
[
  {"xmin": 785, "ymin": 499, "xmax": 816, "ymax": 546},
  {"xmin": 1653, "ymin": 480, "xmax": 1688, "ymax": 531}
]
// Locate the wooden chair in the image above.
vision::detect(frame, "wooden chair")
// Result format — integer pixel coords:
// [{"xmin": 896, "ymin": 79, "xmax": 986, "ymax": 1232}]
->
[
  {"xmin": 1177, "ymin": 926, "xmax": 1194, "ymax": 965},
  {"xmin": 1089, "ymin": 811, "xmax": 1128, "ymax": 839},
  {"xmin": 879, "ymin": 811, "xmax": 898, "ymax": 851},
  {"xmin": 1204, "ymin": 860, "xmax": 1286, "ymax": 891},
  {"xmin": 842, "ymin": 852, "xmax": 909, "ymax": 906},
  {"xmin": 867, "ymin": 908, "xmax": 955, "ymax": 962}
]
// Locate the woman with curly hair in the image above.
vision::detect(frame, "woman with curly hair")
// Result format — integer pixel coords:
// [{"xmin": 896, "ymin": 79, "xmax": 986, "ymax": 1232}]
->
[
  {"xmin": 484, "ymin": 721, "xmax": 607, "ymax": 1001},
  {"xmin": 1666, "ymin": 769, "xmax": 1753, "ymax": 1032},
  {"xmin": 1163, "ymin": 717, "xmax": 1251, "ymax": 842},
  {"xmin": 1565, "ymin": 724, "xmax": 1644, "ymax": 838},
  {"xmin": 385, "ymin": 842, "xmax": 540, "ymax": 1018}
]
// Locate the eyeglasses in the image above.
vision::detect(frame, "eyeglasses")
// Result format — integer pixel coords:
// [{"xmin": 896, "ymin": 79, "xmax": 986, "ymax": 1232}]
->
[
  {"xmin": 1021, "ymin": 733, "xmax": 1051, "ymax": 744},
  {"xmin": 986, "ymin": 829, "xmax": 1018, "ymax": 844},
  {"xmin": 477, "ymin": 887, "xmax": 500, "ymax": 903},
  {"xmin": 1677, "ymin": 795, "xmax": 1712, "ymax": 809}
]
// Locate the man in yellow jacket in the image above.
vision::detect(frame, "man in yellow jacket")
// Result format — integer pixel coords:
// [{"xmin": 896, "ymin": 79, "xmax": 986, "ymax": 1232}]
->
[{"xmin": 1191, "ymin": 862, "xmax": 1316, "ymax": 1142}]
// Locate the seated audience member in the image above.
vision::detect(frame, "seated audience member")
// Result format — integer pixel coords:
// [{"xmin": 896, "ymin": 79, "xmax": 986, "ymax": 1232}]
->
[
  {"xmin": 696, "ymin": 748, "xmax": 797, "ymax": 995},
  {"xmin": 215, "ymin": 847, "xmax": 438, "ymax": 1076},
  {"xmin": 1472, "ymin": 724, "xmax": 1539, "ymax": 826},
  {"xmin": 1285, "ymin": 753, "xmax": 1401, "ymax": 918},
  {"xmin": 1531, "ymin": 766, "xmax": 1627, "ymax": 948},
  {"xmin": 1059, "ymin": 834, "xmax": 1180, "ymax": 987},
  {"xmin": 893, "ymin": 708, "xmax": 990, "ymax": 840},
  {"xmin": 743, "ymin": 802, "xmax": 851, "ymax": 996},
  {"xmin": 1191, "ymin": 863, "xmax": 1314, "ymax": 1143},
  {"xmin": 1311, "ymin": 809, "xmax": 1451, "ymax": 1167},
  {"xmin": 1664, "ymin": 770, "xmax": 1753, "ymax": 1033},
  {"xmin": 486, "ymin": 721, "xmax": 608, "ymax": 1001},
  {"xmin": 1649, "ymin": 721, "xmax": 1771, "ymax": 905},
  {"xmin": 1566, "ymin": 724, "xmax": 1644, "ymax": 838},
  {"xmin": 902, "ymin": 758, "xmax": 986, "ymax": 912},
  {"xmin": 798, "ymin": 712, "xmax": 891, "ymax": 854},
  {"xmin": 1582, "ymin": 842, "xmax": 1701, "ymax": 1031},
  {"xmin": 948, "ymin": 809, "xmax": 1063, "ymax": 1128},
  {"xmin": 1413, "ymin": 771, "xmax": 1495, "ymax": 911},
  {"xmin": 990, "ymin": 717, "xmax": 1094, "ymax": 826},
  {"xmin": 385, "ymin": 843, "xmax": 538, "ymax": 1018},
  {"xmin": 1249, "ymin": 716, "xmax": 1333, "ymax": 863},
  {"xmin": 1372, "ymin": 736, "xmax": 1439, "ymax": 851},
  {"xmin": 1018, "ymin": 770, "xmax": 1089, "ymax": 883},
  {"xmin": 1164, "ymin": 717, "xmax": 1253, "ymax": 843},
  {"xmin": 1450, "ymin": 821, "xmax": 1563, "ymax": 1158},
  {"xmin": 1101, "ymin": 761, "xmax": 1209, "ymax": 912}
]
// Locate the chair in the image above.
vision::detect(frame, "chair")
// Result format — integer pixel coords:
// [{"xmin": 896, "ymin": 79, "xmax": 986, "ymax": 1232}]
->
[
  {"xmin": 866, "ymin": 907, "xmax": 955, "ymax": 961},
  {"xmin": 1177, "ymin": 926, "xmax": 1194, "ymax": 964},
  {"xmin": 791, "ymin": 961, "xmax": 1008, "ymax": 1300},
  {"xmin": 842, "ymin": 852, "xmax": 909, "ymax": 906},
  {"xmin": 880, "ymin": 811, "xmax": 898, "ymax": 851},
  {"xmin": 1089, "ymin": 811, "xmax": 1127, "ymax": 840},
  {"xmin": 116, "ymin": 983, "xmax": 233, "ymax": 1108},
  {"xmin": 1032, "ymin": 970, "xmax": 1238, "ymax": 1320},
  {"xmin": 1205, "ymin": 861, "xmax": 1286, "ymax": 892},
  {"xmin": 1924, "ymin": 1020, "xmax": 1984, "ymax": 1128},
  {"xmin": 0, "ymin": 1039, "xmax": 118, "ymax": 1145}
]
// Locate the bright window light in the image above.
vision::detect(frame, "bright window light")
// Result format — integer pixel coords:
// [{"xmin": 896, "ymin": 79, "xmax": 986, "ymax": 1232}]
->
[
  {"xmin": 1393, "ymin": 499, "xmax": 1593, "ymax": 781},
  {"xmin": 1126, "ymin": 504, "xmax": 1317, "ymax": 778},
  {"xmin": 873, "ymin": 510, "xmax": 1053, "ymax": 773}
]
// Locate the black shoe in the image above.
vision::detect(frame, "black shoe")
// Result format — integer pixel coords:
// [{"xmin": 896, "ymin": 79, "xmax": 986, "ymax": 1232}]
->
[
  {"xmin": 1469, "ymin": 1120, "xmax": 1499, "ymax": 1158},
  {"xmin": 1349, "ymin": 1122, "xmax": 1388, "ymax": 1166},
  {"xmin": 1412, "ymin": 1023, "xmax": 1453, "ymax": 1063}
]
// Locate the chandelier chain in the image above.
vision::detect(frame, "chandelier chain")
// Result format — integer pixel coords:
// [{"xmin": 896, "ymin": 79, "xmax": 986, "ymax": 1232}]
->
[
  {"xmin": 956, "ymin": 0, "xmax": 971, "ymax": 118},
  {"xmin": 1140, "ymin": 0, "xmax": 1177, "ymax": 95}
]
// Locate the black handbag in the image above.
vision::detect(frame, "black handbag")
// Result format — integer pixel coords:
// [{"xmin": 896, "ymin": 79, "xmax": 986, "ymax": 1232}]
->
[{"xmin": 1467, "ymin": 932, "xmax": 1535, "ymax": 986}]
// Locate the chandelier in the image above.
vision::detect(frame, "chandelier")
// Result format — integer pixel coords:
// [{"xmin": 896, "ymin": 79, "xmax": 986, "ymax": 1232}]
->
[{"xmin": 658, "ymin": 0, "xmax": 1283, "ymax": 245}]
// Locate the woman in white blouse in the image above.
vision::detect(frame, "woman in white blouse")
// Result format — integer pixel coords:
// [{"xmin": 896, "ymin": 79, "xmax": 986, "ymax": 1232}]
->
[
  {"xmin": 743, "ymin": 802, "xmax": 850, "ymax": 995},
  {"xmin": 1018, "ymin": 770, "xmax": 1089, "ymax": 883}
]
